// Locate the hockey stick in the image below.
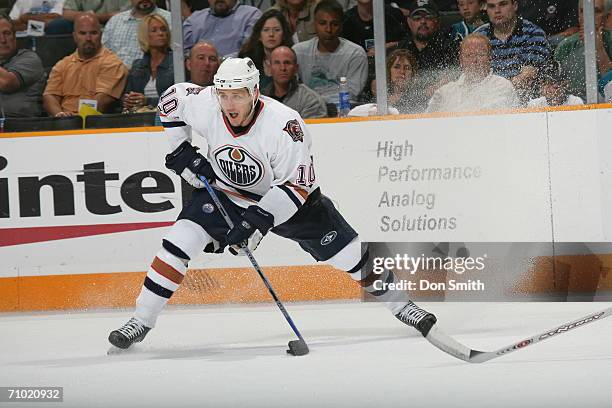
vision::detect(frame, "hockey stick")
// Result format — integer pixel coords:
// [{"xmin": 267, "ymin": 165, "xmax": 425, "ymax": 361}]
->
[
  {"xmin": 198, "ymin": 176, "xmax": 309, "ymax": 356},
  {"xmin": 425, "ymin": 305, "xmax": 612, "ymax": 363}
]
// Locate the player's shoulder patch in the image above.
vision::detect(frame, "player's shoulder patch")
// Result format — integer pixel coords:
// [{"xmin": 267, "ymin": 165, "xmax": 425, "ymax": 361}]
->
[
  {"xmin": 283, "ymin": 119, "xmax": 304, "ymax": 143},
  {"xmin": 186, "ymin": 86, "xmax": 206, "ymax": 96}
]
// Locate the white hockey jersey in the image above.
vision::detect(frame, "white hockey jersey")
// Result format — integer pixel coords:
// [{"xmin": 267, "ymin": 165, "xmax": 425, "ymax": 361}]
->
[{"xmin": 158, "ymin": 83, "xmax": 318, "ymax": 226}]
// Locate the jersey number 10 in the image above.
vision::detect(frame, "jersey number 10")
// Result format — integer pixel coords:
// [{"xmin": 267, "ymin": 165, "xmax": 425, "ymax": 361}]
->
[{"xmin": 296, "ymin": 156, "xmax": 316, "ymax": 187}]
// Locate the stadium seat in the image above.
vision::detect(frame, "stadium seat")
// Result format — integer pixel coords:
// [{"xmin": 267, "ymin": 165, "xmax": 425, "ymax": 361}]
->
[
  {"xmin": 84, "ymin": 112, "xmax": 157, "ymax": 129},
  {"xmin": 31, "ymin": 34, "xmax": 76, "ymax": 70},
  {"xmin": 15, "ymin": 34, "xmax": 76, "ymax": 71},
  {"xmin": 16, "ymin": 36, "xmax": 29, "ymax": 51},
  {"xmin": 4, "ymin": 116, "xmax": 83, "ymax": 132}
]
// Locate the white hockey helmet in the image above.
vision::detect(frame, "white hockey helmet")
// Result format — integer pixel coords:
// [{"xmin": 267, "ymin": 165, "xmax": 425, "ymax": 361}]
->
[{"xmin": 213, "ymin": 57, "xmax": 260, "ymax": 96}]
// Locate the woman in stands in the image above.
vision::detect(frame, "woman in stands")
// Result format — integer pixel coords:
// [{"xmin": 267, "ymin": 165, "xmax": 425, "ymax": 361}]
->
[
  {"xmin": 238, "ymin": 9, "xmax": 294, "ymax": 90},
  {"xmin": 370, "ymin": 49, "xmax": 428, "ymax": 114},
  {"xmin": 123, "ymin": 14, "xmax": 174, "ymax": 112}
]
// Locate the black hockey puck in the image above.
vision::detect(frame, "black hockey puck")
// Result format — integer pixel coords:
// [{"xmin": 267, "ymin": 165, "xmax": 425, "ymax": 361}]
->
[{"xmin": 286, "ymin": 339, "xmax": 309, "ymax": 356}]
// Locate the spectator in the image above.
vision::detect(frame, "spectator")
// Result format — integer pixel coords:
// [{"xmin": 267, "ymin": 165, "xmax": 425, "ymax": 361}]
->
[
  {"xmin": 527, "ymin": 63, "xmax": 584, "ymax": 106},
  {"xmin": 186, "ymin": 41, "xmax": 221, "ymax": 86},
  {"xmin": 342, "ymin": 0, "xmax": 407, "ymax": 54},
  {"xmin": 370, "ymin": 48, "xmax": 428, "ymax": 113},
  {"xmin": 427, "ymin": 33, "xmax": 519, "ymax": 112},
  {"xmin": 518, "ymin": 1, "xmax": 579, "ymax": 44},
  {"xmin": 9, "ymin": 0, "xmax": 69, "ymax": 34},
  {"xmin": 396, "ymin": 0, "xmax": 460, "ymax": 96},
  {"xmin": 293, "ymin": 0, "xmax": 368, "ymax": 103},
  {"xmin": 239, "ymin": 9, "xmax": 294, "ymax": 90},
  {"xmin": 262, "ymin": 45, "xmax": 327, "ymax": 118},
  {"xmin": 345, "ymin": 0, "xmax": 408, "ymax": 100},
  {"xmin": 63, "ymin": 0, "xmax": 131, "ymax": 25},
  {"xmin": 183, "ymin": 0, "xmax": 261, "ymax": 57},
  {"xmin": 102, "ymin": 0, "xmax": 171, "ymax": 68},
  {"xmin": 43, "ymin": 14, "xmax": 128, "ymax": 116},
  {"xmin": 451, "ymin": 0, "xmax": 487, "ymax": 42},
  {"xmin": 555, "ymin": 0, "xmax": 612, "ymax": 100},
  {"xmin": 0, "ymin": 15, "xmax": 45, "ymax": 117},
  {"xmin": 475, "ymin": 0, "xmax": 551, "ymax": 100},
  {"xmin": 271, "ymin": 0, "xmax": 318, "ymax": 43},
  {"xmin": 345, "ymin": 0, "xmax": 408, "ymax": 99},
  {"xmin": 123, "ymin": 14, "xmax": 173, "ymax": 112}
]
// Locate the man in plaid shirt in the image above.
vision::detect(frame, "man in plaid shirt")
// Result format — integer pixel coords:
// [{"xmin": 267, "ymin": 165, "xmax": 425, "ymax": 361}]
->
[{"xmin": 102, "ymin": 0, "xmax": 171, "ymax": 67}]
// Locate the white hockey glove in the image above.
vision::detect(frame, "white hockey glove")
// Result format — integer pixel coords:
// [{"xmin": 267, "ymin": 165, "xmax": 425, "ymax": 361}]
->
[
  {"xmin": 179, "ymin": 167, "xmax": 206, "ymax": 189},
  {"xmin": 226, "ymin": 206, "xmax": 274, "ymax": 256},
  {"xmin": 165, "ymin": 141, "xmax": 216, "ymax": 189}
]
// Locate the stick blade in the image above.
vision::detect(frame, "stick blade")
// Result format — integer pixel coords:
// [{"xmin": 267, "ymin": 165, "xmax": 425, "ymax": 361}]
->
[
  {"xmin": 425, "ymin": 326, "xmax": 479, "ymax": 363},
  {"xmin": 287, "ymin": 339, "xmax": 309, "ymax": 356}
]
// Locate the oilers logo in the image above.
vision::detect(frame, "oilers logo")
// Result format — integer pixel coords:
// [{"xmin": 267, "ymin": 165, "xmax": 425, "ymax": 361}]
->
[{"xmin": 214, "ymin": 146, "xmax": 264, "ymax": 187}]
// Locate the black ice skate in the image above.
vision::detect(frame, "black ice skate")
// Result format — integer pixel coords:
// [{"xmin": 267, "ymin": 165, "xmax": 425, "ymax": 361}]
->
[
  {"xmin": 108, "ymin": 318, "xmax": 151, "ymax": 349},
  {"xmin": 395, "ymin": 301, "xmax": 437, "ymax": 337}
]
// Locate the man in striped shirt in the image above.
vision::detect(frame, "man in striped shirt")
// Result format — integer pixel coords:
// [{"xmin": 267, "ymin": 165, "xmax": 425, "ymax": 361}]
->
[{"xmin": 475, "ymin": 0, "xmax": 551, "ymax": 100}]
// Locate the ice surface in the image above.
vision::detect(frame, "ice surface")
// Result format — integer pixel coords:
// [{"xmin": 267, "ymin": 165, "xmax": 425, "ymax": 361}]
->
[{"xmin": 1, "ymin": 302, "xmax": 610, "ymax": 408}]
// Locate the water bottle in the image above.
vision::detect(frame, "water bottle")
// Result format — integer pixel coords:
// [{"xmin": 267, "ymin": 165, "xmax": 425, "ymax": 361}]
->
[{"xmin": 338, "ymin": 76, "xmax": 350, "ymax": 118}]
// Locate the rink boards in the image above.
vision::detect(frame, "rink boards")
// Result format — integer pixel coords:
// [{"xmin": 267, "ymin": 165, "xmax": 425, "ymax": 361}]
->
[{"xmin": 1, "ymin": 105, "xmax": 612, "ymax": 311}]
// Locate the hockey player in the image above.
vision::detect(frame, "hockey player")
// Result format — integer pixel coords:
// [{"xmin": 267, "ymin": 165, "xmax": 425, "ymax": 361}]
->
[{"xmin": 108, "ymin": 57, "xmax": 437, "ymax": 349}]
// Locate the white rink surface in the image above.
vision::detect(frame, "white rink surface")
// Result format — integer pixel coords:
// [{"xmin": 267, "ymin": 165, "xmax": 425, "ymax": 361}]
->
[{"xmin": 1, "ymin": 302, "xmax": 611, "ymax": 408}]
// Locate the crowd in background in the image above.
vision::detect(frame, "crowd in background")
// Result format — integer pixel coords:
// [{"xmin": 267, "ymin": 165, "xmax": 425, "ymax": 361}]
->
[{"xmin": 0, "ymin": 0, "xmax": 611, "ymax": 125}]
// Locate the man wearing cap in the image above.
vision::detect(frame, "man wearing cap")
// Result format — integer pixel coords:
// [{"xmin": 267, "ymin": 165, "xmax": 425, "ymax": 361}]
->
[
  {"xmin": 475, "ymin": 0, "xmax": 551, "ymax": 101},
  {"xmin": 396, "ymin": 0, "xmax": 460, "ymax": 96}
]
